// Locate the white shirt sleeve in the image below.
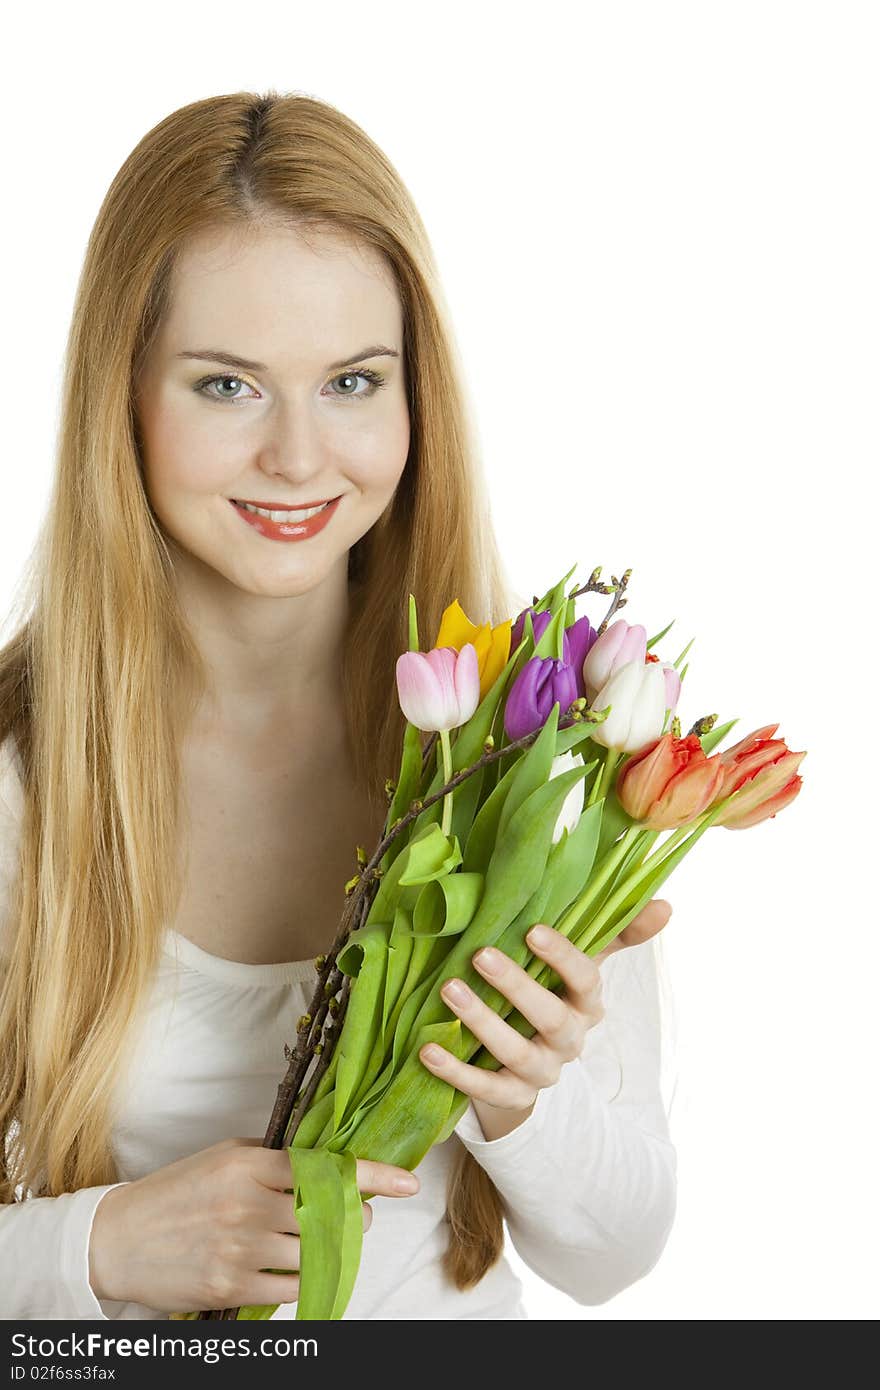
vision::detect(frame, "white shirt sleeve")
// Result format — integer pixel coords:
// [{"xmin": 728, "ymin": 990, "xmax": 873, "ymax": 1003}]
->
[
  {"xmin": 0, "ymin": 735, "xmax": 132, "ymax": 1320},
  {"xmin": 0, "ymin": 1185, "xmax": 133, "ymax": 1319},
  {"xmin": 452, "ymin": 934, "xmax": 678, "ymax": 1306}
]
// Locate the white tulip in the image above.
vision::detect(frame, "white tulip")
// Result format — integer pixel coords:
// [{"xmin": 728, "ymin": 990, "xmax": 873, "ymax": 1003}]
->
[
  {"xmin": 549, "ymin": 749, "xmax": 586, "ymax": 845},
  {"xmin": 589, "ymin": 659, "xmax": 667, "ymax": 752}
]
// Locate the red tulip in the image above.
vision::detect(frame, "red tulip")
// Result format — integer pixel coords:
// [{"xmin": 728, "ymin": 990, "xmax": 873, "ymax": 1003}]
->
[
  {"xmin": 616, "ymin": 732, "xmax": 726, "ymax": 830},
  {"xmin": 710, "ymin": 723, "xmax": 806, "ymax": 829}
]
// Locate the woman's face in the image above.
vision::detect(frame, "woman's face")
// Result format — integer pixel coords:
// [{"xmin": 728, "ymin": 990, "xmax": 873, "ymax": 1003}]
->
[{"xmin": 134, "ymin": 221, "xmax": 410, "ymax": 598}]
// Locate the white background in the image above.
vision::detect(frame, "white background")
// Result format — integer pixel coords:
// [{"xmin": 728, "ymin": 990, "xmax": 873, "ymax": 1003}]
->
[{"xmin": 2, "ymin": 2, "xmax": 876, "ymax": 1320}]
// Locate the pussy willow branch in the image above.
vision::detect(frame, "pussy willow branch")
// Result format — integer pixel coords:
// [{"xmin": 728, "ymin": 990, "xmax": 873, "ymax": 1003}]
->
[{"xmin": 567, "ymin": 565, "xmax": 631, "ymax": 637}]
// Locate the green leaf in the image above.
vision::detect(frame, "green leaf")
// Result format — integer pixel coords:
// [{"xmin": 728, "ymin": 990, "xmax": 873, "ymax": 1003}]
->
[
  {"xmin": 380, "ymin": 719, "xmax": 426, "ymax": 873},
  {"xmin": 594, "ymin": 786, "xmax": 633, "ymax": 863},
  {"xmin": 290, "ymin": 1090, "xmax": 336, "ymax": 1150},
  {"xmin": 582, "ymin": 805, "xmax": 723, "ymax": 954},
  {"xmin": 700, "ymin": 717, "xmax": 739, "ymax": 756},
  {"xmin": 380, "ymin": 906, "xmax": 415, "ymax": 1034},
  {"xmin": 235, "ymin": 1147, "xmax": 363, "ymax": 1323},
  {"xmin": 434, "ymin": 1089, "xmax": 472, "ymax": 1144},
  {"xmin": 335, "ymin": 1020, "xmax": 467, "ymax": 1171},
  {"xmin": 292, "ymin": 1147, "xmax": 363, "ymax": 1321},
  {"xmin": 535, "ymin": 563, "xmax": 578, "ymax": 617},
  {"xmin": 497, "ymin": 702, "xmax": 561, "ymax": 841},
  {"xmin": 399, "ymin": 758, "xmax": 594, "ymax": 1044},
  {"xmin": 409, "ymin": 871, "xmax": 484, "ymax": 937},
  {"xmin": 332, "ymin": 923, "xmax": 391, "ymax": 1133},
  {"xmin": 533, "ymin": 600, "xmax": 568, "ymax": 663},
  {"xmin": 365, "ymin": 821, "xmax": 460, "ymax": 926},
  {"xmin": 396, "ymin": 824, "xmax": 462, "ymax": 887},
  {"xmin": 461, "ymin": 756, "xmax": 519, "ymax": 876},
  {"xmin": 646, "ymin": 617, "xmax": 676, "ymax": 649}
]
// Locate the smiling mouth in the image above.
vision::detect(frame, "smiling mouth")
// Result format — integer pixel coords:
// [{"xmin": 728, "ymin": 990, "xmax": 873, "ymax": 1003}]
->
[{"xmin": 230, "ymin": 496, "xmax": 339, "ymax": 510}]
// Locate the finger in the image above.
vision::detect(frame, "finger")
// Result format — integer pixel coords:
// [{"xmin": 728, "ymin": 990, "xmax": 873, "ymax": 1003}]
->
[
  {"xmin": 251, "ymin": 1148, "xmax": 420, "ymax": 1200},
  {"xmin": 438, "ymin": 973, "xmax": 567, "ymax": 1083},
  {"xmin": 419, "ymin": 1042, "xmax": 540, "ymax": 1110},
  {"xmin": 521, "ymin": 925, "xmax": 604, "ymax": 1018},
  {"xmin": 592, "ymin": 897, "xmax": 673, "ymax": 965},
  {"xmin": 268, "ymin": 1190, "xmax": 373, "ymax": 1239},
  {"xmin": 258, "ymin": 1232, "xmax": 302, "ymax": 1275},
  {"xmin": 354, "ymin": 1159, "xmax": 421, "ymax": 1198},
  {"xmin": 472, "ymin": 937, "xmax": 597, "ymax": 1036},
  {"xmin": 473, "ymin": 937, "xmax": 589, "ymax": 1050}
]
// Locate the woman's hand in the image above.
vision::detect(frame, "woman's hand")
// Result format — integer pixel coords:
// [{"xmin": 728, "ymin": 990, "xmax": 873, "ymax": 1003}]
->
[
  {"xmin": 418, "ymin": 897, "xmax": 673, "ymax": 1141},
  {"xmin": 88, "ymin": 1138, "xmax": 422, "ymax": 1312}
]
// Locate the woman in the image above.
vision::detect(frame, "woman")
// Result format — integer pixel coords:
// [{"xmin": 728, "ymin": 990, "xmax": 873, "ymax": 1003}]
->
[{"xmin": 0, "ymin": 90, "xmax": 677, "ymax": 1319}]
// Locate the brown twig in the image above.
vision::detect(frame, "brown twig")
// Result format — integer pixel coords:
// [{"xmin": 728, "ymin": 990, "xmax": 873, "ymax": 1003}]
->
[{"xmin": 567, "ymin": 566, "xmax": 632, "ymax": 638}]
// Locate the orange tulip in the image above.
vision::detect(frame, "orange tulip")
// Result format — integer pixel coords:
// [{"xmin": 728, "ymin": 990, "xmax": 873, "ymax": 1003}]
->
[
  {"xmin": 433, "ymin": 599, "xmax": 513, "ymax": 704},
  {"xmin": 616, "ymin": 732, "xmax": 726, "ymax": 830},
  {"xmin": 710, "ymin": 723, "xmax": 806, "ymax": 829}
]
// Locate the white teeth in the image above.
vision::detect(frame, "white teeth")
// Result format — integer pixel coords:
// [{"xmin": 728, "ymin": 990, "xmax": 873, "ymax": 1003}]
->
[{"xmin": 237, "ymin": 499, "xmax": 331, "ymax": 523}]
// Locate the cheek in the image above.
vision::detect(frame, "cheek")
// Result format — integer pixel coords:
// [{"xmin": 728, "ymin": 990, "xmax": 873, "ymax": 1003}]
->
[
  {"xmin": 142, "ymin": 402, "xmax": 231, "ymax": 500},
  {"xmin": 339, "ymin": 406, "xmax": 410, "ymax": 491}
]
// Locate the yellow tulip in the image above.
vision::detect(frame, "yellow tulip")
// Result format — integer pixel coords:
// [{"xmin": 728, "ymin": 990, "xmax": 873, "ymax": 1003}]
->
[{"xmin": 433, "ymin": 600, "xmax": 513, "ymax": 703}]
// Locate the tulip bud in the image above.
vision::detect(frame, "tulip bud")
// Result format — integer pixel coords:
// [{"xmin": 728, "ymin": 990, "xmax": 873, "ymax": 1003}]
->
[
  {"xmin": 511, "ymin": 605, "xmax": 552, "ymax": 652},
  {"xmin": 582, "ymin": 620, "xmax": 647, "ymax": 699},
  {"xmin": 617, "ymin": 732, "xmax": 725, "ymax": 829},
  {"xmin": 563, "ymin": 614, "xmax": 599, "ymax": 701},
  {"xmin": 395, "ymin": 643, "xmax": 481, "ymax": 732},
  {"xmin": 710, "ymin": 724, "xmax": 806, "ymax": 829},
  {"xmin": 504, "ymin": 656, "xmax": 580, "ymax": 741},
  {"xmin": 588, "ymin": 659, "xmax": 667, "ymax": 753}
]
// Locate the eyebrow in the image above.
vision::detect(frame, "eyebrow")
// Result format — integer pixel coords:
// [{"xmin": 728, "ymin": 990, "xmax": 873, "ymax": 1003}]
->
[{"xmin": 175, "ymin": 344, "xmax": 400, "ymax": 374}]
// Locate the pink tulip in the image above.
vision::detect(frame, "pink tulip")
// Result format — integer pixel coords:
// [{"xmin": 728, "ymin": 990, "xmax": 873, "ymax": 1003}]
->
[
  {"xmin": 395, "ymin": 643, "xmax": 481, "ymax": 733},
  {"xmin": 661, "ymin": 661, "xmax": 681, "ymax": 713},
  {"xmin": 582, "ymin": 620, "xmax": 647, "ymax": 699}
]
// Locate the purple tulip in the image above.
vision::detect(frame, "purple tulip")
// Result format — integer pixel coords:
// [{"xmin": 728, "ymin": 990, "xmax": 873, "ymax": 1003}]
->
[
  {"xmin": 510, "ymin": 605, "xmax": 553, "ymax": 651},
  {"xmin": 564, "ymin": 614, "xmax": 599, "ymax": 701},
  {"xmin": 504, "ymin": 656, "xmax": 580, "ymax": 741},
  {"xmin": 511, "ymin": 606, "xmax": 598, "ymax": 704}
]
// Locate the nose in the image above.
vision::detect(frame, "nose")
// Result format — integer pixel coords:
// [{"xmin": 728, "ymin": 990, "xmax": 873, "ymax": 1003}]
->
[{"xmin": 252, "ymin": 395, "xmax": 329, "ymax": 489}]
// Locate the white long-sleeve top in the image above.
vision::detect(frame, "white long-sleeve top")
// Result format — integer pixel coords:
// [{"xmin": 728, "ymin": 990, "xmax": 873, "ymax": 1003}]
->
[{"xmin": 0, "ymin": 733, "xmax": 677, "ymax": 1320}]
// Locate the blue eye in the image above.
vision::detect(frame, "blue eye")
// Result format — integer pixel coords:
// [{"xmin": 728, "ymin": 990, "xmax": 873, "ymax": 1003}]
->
[{"xmin": 194, "ymin": 369, "xmax": 388, "ymax": 405}]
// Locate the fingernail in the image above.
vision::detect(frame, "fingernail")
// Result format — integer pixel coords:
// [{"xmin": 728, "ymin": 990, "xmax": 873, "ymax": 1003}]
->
[
  {"xmin": 527, "ymin": 924, "xmax": 552, "ymax": 948},
  {"xmin": 394, "ymin": 1174, "xmax": 419, "ymax": 1193},
  {"xmin": 474, "ymin": 946, "xmax": 502, "ymax": 973},
  {"xmin": 441, "ymin": 978, "xmax": 469, "ymax": 1004}
]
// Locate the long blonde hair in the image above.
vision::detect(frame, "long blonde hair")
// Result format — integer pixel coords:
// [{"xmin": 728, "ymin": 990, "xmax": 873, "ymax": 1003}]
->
[{"xmin": 0, "ymin": 90, "xmax": 528, "ymax": 1292}]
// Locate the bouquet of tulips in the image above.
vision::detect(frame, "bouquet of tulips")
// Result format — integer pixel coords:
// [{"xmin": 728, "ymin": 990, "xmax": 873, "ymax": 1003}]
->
[{"xmin": 174, "ymin": 562, "xmax": 805, "ymax": 1321}]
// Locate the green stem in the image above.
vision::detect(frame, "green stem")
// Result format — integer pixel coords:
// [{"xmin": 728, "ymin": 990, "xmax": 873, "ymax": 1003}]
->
[
  {"xmin": 576, "ymin": 804, "xmax": 721, "ymax": 951},
  {"xmin": 552, "ymin": 822, "xmax": 644, "ymax": 941},
  {"xmin": 634, "ymin": 819, "xmax": 694, "ymax": 872},
  {"xmin": 438, "ymin": 728, "xmax": 454, "ymax": 837}
]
